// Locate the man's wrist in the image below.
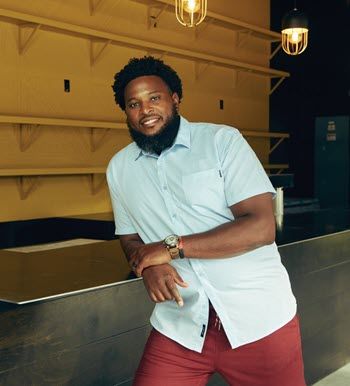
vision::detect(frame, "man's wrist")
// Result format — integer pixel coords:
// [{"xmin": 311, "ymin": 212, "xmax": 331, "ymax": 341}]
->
[
  {"xmin": 163, "ymin": 234, "xmax": 185, "ymax": 259},
  {"xmin": 178, "ymin": 236, "xmax": 185, "ymax": 259}
]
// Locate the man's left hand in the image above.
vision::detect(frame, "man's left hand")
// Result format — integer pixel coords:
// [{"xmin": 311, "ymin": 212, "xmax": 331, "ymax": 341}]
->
[{"xmin": 129, "ymin": 242, "xmax": 171, "ymax": 277}]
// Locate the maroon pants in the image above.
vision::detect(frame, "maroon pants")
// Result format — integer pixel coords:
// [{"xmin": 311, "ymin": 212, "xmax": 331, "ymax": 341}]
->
[{"xmin": 133, "ymin": 309, "xmax": 306, "ymax": 386}]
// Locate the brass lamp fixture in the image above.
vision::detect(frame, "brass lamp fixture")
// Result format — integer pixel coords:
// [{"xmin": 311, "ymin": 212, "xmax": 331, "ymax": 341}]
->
[
  {"xmin": 175, "ymin": 0, "xmax": 207, "ymax": 27},
  {"xmin": 281, "ymin": 2, "xmax": 308, "ymax": 55}
]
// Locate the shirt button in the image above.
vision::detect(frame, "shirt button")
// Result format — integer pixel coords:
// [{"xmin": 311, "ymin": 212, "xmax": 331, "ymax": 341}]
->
[
  {"xmin": 163, "ymin": 186, "xmax": 167, "ymax": 190},
  {"xmin": 172, "ymin": 214, "xmax": 177, "ymax": 219}
]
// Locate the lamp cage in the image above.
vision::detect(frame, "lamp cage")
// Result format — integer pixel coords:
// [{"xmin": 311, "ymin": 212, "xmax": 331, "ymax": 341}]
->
[
  {"xmin": 281, "ymin": 8, "xmax": 309, "ymax": 55},
  {"xmin": 175, "ymin": 0, "xmax": 207, "ymax": 27}
]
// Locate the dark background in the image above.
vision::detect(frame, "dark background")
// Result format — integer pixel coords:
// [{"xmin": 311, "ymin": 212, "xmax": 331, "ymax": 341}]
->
[{"xmin": 269, "ymin": 0, "xmax": 350, "ymax": 198}]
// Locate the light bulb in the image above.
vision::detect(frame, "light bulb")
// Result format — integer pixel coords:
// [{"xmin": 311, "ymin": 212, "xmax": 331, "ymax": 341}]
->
[
  {"xmin": 291, "ymin": 30, "xmax": 300, "ymax": 43},
  {"xmin": 284, "ymin": 28, "xmax": 305, "ymax": 44},
  {"xmin": 281, "ymin": 8, "xmax": 308, "ymax": 55},
  {"xmin": 183, "ymin": 0, "xmax": 200, "ymax": 13},
  {"xmin": 175, "ymin": 0, "xmax": 207, "ymax": 27}
]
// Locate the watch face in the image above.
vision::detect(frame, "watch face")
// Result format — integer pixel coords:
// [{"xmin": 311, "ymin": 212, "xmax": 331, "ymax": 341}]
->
[{"xmin": 164, "ymin": 234, "xmax": 179, "ymax": 247}]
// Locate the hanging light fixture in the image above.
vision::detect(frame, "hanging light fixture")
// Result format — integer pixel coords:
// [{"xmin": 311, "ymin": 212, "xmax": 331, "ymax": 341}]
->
[
  {"xmin": 175, "ymin": 0, "xmax": 207, "ymax": 28},
  {"xmin": 281, "ymin": 2, "xmax": 308, "ymax": 55}
]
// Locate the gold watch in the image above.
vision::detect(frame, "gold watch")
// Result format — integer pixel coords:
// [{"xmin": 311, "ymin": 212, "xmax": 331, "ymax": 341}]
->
[{"xmin": 163, "ymin": 234, "xmax": 180, "ymax": 259}]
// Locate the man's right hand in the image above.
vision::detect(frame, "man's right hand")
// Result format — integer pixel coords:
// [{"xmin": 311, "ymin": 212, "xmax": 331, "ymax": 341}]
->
[{"xmin": 142, "ymin": 264, "xmax": 188, "ymax": 307}]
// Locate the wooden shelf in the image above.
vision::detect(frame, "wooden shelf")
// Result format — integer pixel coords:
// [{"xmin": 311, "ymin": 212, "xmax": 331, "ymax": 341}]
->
[
  {"xmin": 241, "ymin": 130, "xmax": 289, "ymax": 139},
  {"xmin": 0, "ymin": 115, "xmax": 126, "ymax": 130},
  {"xmin": 0, "ymin": 167, "xmax": 105, "ymax": 177},
  {"xmin": 1, "ymin": 114, "xmax": 289, "ymax": 154},
  {"xmin": 0, "ymin": 165, "xmax": 288, "ymax": 199},
  {"xmin": 241, "ymin": 130, "xmax": 289, "ymax": 156},
  {"xmin": 0, "ymin": 114, "xmax": 288, "ymax": 138},
  {"xmin": 1, "ymin": 113, "xmax": 289, "ymax": 155},
  {"xmin": 132, "ymin": 0, "xmax": 281, "ymax": 42},
  {"xmin": 0, "ymin": 115, "xmax": 127, "ymax": 152},
  {"xmin": 263, "ymin": 164, "xmax": 288, "ymax": 169},
  {"xmin": 0, "ymin": 8, "xmax": 289, "ymax": 82},
  {"xmin": 0, "ymin": 114, "xmax": 289, "ymax": 190},
  {"xmin": 0, "ymin": 167, "xmax": 106, "ymax": 199},
  {"xmin": 263, "ymin": 164, "xmax": 289, "ymax": 175},
  {"xmin": 0, "ymin": 165, "xmax": 288, "ymax": 178}
]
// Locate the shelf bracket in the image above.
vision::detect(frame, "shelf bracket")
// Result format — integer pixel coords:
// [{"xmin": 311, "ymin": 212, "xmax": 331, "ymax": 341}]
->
[
  {"xmin": 158, "ymin": 51, "xmax": 168, "ymax": 60},
  {"xmin": 237, "ymin": 30, "xmax": 252, "ymax": 48},
  {"xmin": 270, "ymin": 42, "xmax": 282, "ymax": 59},
  {"xmin": 89, "ymin": 174, "xmax": 106, "ymax": 195},
  {"xmin": 232, "ymin": 69, "xmax": 239, "ymax": 88},
  {"xmin": 18, "ymin": 23, "xmax": 41, "ymax": 55},
  {"xmin": 194, "ymin": 61, "xmax": 213, "ymax": 81},
  {"xmin": 90, "ymin": 39, "xmax": 112, "ymax": 66},
  {"xmin": 269, "ymin": 137, "xmax": 286, "ymax": 154},
  {"xmin": 90, "ymin": 127, "xmax": 111, "ymax": 152},
  {"xmin": 13, "ymin": 123, "xmax": 41, "ymax": 152},
  {"xmin": 89, "ymin": 0, "xmax": 109, "ymax": 15},
  {"xmin": 194, "ymin": 17, "xmax": 214, "ymax": 39},
  {"xmin": 147, "ymin": 4, "xmax": 169, "ymax": 29},
  {"xmin": 269, "ymin": 76, "xmax": 286, "ymax": 95},
  {"xmin": 16, "ymin": 176, "xmax": 40, "ymax": 200},
  {"xmin": 146, "ymin": 50, "xmax": 168, "ymax": 60}
]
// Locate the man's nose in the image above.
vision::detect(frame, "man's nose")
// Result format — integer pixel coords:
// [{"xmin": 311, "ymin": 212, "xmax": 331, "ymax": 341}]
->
[{"xmin": 140, "ymin": 101, "xmax": 154, "ymax": 115}]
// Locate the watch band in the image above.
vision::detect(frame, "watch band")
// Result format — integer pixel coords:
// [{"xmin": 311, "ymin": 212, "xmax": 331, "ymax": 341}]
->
[
  {"xmin": 178, "ymin": 236, "xmax": 185, "ymax": 259},
  {"xmin": 168, "ymin": 246, "xmax": 180, "ymax": 259}
]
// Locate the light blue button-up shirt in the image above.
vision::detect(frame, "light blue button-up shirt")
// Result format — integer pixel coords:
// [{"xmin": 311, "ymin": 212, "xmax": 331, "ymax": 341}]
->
[{"xmin": 107, "ymin": 117, "xmax": 296, "ymax": 352}]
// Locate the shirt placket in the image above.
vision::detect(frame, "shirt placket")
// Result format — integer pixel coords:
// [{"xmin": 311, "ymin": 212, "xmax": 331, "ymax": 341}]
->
[
  {"xmin": 157, "ymin": 153, "xmax": 210, "ymax": 348},
  {"xmin": 157, "ymin": 155, "xmax": 181, "ymax": 232}
]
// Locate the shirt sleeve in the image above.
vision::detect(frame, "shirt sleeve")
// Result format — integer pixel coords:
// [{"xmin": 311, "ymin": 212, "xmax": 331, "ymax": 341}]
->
[
  {"xmin": 217, "ymin": 128, "xmax": 276, "ymax": 207},
  {"xmin": 106, "ymin": 166, "xmax": 137, "ymax": 236}
]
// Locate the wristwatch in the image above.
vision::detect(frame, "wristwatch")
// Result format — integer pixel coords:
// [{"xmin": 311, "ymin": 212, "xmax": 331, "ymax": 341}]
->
[{"xmin": 163, "ymin": 234, "xmax": 184, "ymax": 259}]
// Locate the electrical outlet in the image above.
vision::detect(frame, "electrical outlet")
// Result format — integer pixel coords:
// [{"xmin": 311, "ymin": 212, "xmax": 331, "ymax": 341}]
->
[{"xmin": 64, "ymin": 79, "xmax": 70, "ymax": 93}]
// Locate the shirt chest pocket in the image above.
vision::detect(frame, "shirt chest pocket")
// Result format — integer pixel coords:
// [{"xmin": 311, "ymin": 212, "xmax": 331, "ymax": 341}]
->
[{"xmin": 182, "ymin": 168, "xmax": 225, "ymax": 207}]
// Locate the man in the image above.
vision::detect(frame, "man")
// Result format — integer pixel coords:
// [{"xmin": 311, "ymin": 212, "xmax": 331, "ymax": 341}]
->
[{"xmin": 107, "ymin": 56, "xmax": 305, "ymax": 386}]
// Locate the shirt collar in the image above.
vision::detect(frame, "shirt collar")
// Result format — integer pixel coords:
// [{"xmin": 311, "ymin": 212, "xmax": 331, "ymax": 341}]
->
[{"xmin": 134, "ymin": 115, "xmax": 191, "ymax": 161}]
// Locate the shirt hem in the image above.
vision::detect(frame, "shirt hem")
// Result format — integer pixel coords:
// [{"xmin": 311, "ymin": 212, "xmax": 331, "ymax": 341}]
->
[
  {"xmin": 226, "ymin": 309, "xmax": 297, "ymax": 349},
  {"xmin": 150, "ymin": 318, "xmax": 204, "ymax": 353}
]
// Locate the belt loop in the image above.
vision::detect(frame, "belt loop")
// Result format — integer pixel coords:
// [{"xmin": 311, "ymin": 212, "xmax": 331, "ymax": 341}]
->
[{"xmin": 214, "ymin": 315, "xmax": 222, "ymax": 331}]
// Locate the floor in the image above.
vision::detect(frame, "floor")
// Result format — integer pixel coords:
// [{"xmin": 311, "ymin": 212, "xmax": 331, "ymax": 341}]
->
[{"xmin": 312, "ymin": 363, "xmax": 350, "ymax": 386}]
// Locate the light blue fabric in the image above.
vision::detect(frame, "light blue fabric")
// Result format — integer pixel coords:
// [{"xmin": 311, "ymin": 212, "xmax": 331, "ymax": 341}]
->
[{"xmin": 107, "ymin": 116, "xmax": 296, "ymax": 352}]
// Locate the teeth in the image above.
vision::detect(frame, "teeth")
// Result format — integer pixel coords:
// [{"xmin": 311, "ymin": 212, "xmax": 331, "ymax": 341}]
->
[{"xmin": 142, "ymin": 118, "xmax": 159, "ymax": 126}]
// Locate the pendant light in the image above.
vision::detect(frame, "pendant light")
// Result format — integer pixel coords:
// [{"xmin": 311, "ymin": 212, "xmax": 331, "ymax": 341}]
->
[
  {"xmin": 281, "ymin": 1, "xmax": 308, "ymax": 55},
  {"xmin": 175, "ymin": 0, "xmax": 207, "ymax": 28}
]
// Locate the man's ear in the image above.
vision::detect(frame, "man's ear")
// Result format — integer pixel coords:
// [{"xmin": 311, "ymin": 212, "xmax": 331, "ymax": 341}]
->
[{"xmin": 172, "ymin": 93, "xmax": 180, "ymax": 111}]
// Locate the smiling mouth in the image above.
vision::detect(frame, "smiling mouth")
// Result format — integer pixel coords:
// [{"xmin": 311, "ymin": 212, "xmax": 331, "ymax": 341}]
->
[{"xmin": 140, "ymin": 116, "xmax": 161, "ymax": 128}]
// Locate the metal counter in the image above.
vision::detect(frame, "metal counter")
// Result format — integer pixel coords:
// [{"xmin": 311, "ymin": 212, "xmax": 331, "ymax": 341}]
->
[{"xmin": 0, "ymin": 208, "xmax": 349, "ymax": 385}]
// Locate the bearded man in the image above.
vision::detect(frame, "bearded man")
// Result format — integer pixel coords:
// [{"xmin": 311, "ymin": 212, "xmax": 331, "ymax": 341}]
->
[{"xmin": 107, "ymin": 56, "xmax": 305, "ymax": 386}]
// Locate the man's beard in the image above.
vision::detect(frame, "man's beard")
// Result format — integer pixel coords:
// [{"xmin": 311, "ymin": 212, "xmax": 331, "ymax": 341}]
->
[{"xmin": 127, "ymin": 107, "xmax": 180, "ymax": 155}]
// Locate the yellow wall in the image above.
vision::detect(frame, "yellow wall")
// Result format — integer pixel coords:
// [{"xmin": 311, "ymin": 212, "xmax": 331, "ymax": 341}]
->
[{"xmin": 0, "ymin": 0, "xmax": 272, "ymax": 221}]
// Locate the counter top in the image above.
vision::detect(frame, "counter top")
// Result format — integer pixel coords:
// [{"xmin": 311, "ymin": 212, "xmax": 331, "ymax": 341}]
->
[
  {"xmin": 275, "ymin": 208, "xmax": 350, "ymax": 246},
  {"xmin": 0, "ymin": 240, "xmax": 132, "ymax": 304},
  {"xmin": 1, "ymin": 208, "xmax": 349, "ymax": 305},
  {"xmin": 62, "ymin": 208, "xmax": 350, "ymax": 246}
]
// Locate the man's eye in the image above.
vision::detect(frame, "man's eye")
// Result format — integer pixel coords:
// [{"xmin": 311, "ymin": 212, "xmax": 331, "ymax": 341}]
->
[
  {"xmin": 151, "ymin": 95, "xmax": 160, "ymax": 101},
  {"xmin": 128, "ymin": 102, "xmax": 139, "ymax": 109}
]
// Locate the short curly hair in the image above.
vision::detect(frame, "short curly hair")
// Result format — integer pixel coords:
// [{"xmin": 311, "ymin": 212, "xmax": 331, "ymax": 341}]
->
[{"xmin": 112, "ymin": 56, "xmax": 183, "ymax": 111}]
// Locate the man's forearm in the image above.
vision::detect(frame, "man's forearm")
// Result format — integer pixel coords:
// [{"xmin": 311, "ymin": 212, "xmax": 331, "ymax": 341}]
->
[
  {"xmin": 120, "ymin": 235, "xmax": 144, "ymax": 262},
  {"xmin": 182, "ymin": 212, "xmax": 275, "ymax": 259},
  {"xmin": 119, "ymin": 194, "xmax": 276, "ymax": 272}
]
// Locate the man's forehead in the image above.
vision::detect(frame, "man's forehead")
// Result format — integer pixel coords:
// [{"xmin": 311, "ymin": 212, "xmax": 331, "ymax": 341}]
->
[{"xmin": 125, "ymin": 75, "xmax": 171, "ymax": 96}]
